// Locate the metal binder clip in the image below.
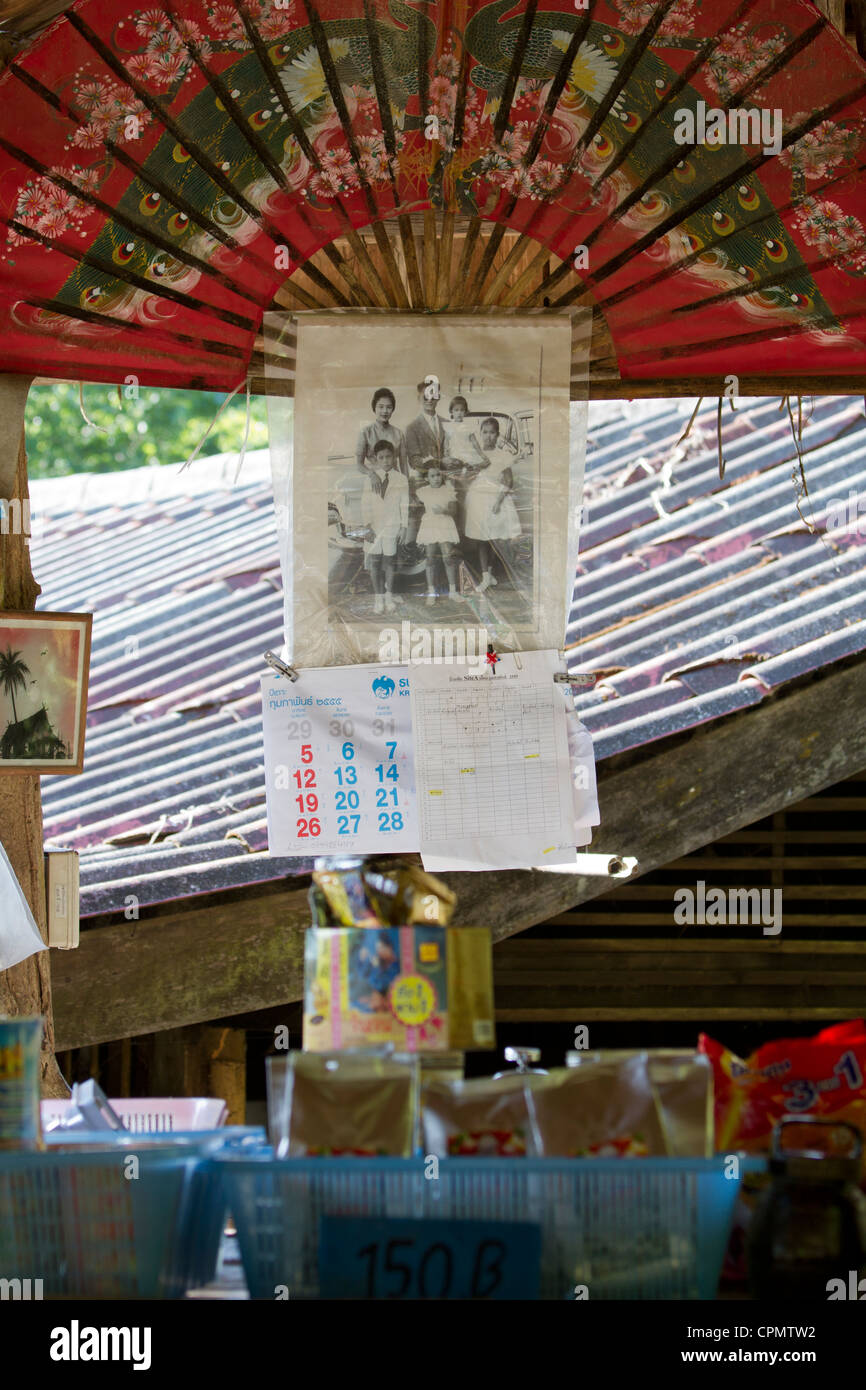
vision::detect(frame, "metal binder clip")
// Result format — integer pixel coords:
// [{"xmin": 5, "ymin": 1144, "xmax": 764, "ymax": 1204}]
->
[
  {"xmin": 264, "ymin": 650, "xmax": 299, "ymax": 682},
  {"xmin": 554, "ymin": 671, "xmax": 596, "ymax": 687}
]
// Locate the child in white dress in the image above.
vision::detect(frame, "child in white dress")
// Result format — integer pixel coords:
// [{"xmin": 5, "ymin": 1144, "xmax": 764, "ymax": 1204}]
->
[
  {"xmin": 415, "ymin": 467, "xmax": 461, "ymax": 605},
  {"xmin": 444, "ymin": 395, "xmax": 486, "ymax": 474},
  {"xmin": 463, "ymin": 417, "xmax": 520, "ymax": 594}
]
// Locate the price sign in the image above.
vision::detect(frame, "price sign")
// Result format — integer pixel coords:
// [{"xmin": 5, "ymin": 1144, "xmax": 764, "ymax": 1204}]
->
[
  {"xmin": 318, "ymin": 1216, "xmax": 542, "ymax": 1300},
  {"xmin": 261, "ymin": 665, "xmax": 417, "ymax": 855}
]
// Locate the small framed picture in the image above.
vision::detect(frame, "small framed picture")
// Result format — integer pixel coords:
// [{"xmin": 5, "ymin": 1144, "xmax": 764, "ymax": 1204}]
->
[{"xmin": 0, "ymin": 610, "xmax": 92, "ymax": 775}]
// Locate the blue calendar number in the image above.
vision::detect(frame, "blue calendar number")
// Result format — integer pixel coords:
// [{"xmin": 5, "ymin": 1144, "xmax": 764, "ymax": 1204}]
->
[
  {"xmin": 375, "ymin": 764, "xmax": 399, "ymax": 783},
  {"xmin": 333, "ymin": 766, "xmax": 357, "ymax": 786},
  {"xmin": 378, "ymin": 812, "xmax": 403, "ymax": 832},
  {"xmin": 337, "ymin": 815, "xmax": 361, "ymax": 835}
]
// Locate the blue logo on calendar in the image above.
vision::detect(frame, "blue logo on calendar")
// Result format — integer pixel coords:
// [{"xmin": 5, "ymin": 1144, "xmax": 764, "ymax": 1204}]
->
[{"xmin": 371, "ymin": 675, "xmax": 396, "ymax": 699}]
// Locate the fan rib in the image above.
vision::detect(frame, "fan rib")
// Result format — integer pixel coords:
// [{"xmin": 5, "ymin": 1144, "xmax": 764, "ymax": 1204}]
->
[
  {"xmin": 7, "ymin": 60, "xmax": 284, "ymax": 289},
  {"xmin": 597, "ymin": 156, "xmax": 866, "ymax": 315},
  {"xmin": 22, "ymin": 295, "xmax": 247, "ymax": 362},
  {"xmin": 613, "ymin": 307, "xmax": 865, "ymax": 369},
  {"xmin": 299, "ymin": 0, "xmax": 408, "ymax": 308},
  {"xmin": 590, "ymin": 0, "xmax": 761, "ymax": 195},
  {"xmin": 66, "ymin": 10, "xmax": 307, "ymax": 264},
  {"xmin": 361, "ymin": 0, "xmax": 420, "ymax": 307},
  {"xmin": 479, "ymin": 12, "xmax": 596, "ymax": 306},
  {"xmin": 462, "ymin": 0, "xmax": 546, "ymax": 302},
  {"xmin": 3, "ymin": 214, "xmax": 254, "ymax": 332},
  {"xmin": 160, "ymin": 0, "xmax": 351, "ymax": 307},
  {"xmin": 492, "ymin": 0, "xmax": 537, "ymax": 145},
  {"xmin": 583, "ymin": 13, "xmax": 827, "ymax": 261},
  {"xmin": 235, "ymin": 0, "xmax": 377, "ymax": 305},
  {"xmin": 423, "ymin": 209, "xmax": 439, "ymax": 308},
  {"xmin": 436, "ymin": 211, "xmax": 455, "ymax": 309},
  {"xmin": 0, "ymin": 131, "xmax": 270, "ymax": 313},
  {"xmin": 545, "ymin": 15, "xmax": 831, "ymax": 307},
  {"xmin": 555, "ymin": 72, "xmax": 866, "ymax": 306}
]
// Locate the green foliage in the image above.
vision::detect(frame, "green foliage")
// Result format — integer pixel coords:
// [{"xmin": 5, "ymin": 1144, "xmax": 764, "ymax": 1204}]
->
[{"xmin": 24, "ymin": 383, "xmax": 270, "ymax": 478}]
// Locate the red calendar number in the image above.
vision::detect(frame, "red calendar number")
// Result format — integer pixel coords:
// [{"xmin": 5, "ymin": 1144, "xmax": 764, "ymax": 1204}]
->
[
  {"xmin": 300, "ymin": 744, "xmax": 314, "ymax": 764},
  {"xmin": 293, "ymin": 768, "xmax": 316, "ymax": 788},
  {"xmin": 296, "ymin": 817, "xmax": 322, "ymax": 838}
]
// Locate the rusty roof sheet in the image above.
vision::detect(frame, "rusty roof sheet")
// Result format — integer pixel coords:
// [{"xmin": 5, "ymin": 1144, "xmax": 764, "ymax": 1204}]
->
[{"xmin": 31, "ymin": 397, "xmax": 866, "ymax": 915}]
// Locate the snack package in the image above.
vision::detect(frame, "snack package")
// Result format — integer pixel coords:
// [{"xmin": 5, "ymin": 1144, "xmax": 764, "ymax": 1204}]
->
[
  {"xmin": 421, "ymin": 1073, "xmax": 541, "ymax": 1156},
  {"xmin": 364, "ymin": 863, "xmax": 456, "ymax": 926},
  {"xmin": 304, "ymin": 925, "xmax": 494, "ymax": 1052},
  {"xmin": 0, "ymin": 1016, "xmax": 43, "ymax": 1152},
  {"xmin": 566, "ymin": 1049, "xmax": 713, "ymax": 1157},
  {"xmin": 266, "ymin": 1050, "xmax": 418, "ymax": 1157},
  {"xmin": 310, "ymin": 857, "xmax": 456, "ymax": 927},
  {"xmin": 700, "ymin": 1022, "xmax": 866, "ymax": 1167},
  {"xmin": 529, "ymin": 1056, "xmax": 669, "ymax": 1157},
  {"xmin": 311, "ymin": 858, "xmax": 381, "ymax": 926}
]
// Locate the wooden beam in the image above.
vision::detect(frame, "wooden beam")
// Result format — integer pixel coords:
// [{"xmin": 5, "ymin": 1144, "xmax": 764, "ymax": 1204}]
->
[
  {"xmin": 52, "ymin": 882, "xmax": 310, "ymax": 1050},
  {"xmin": 52, "ymin": 654, "xmax": 866, "ymax": 1048}
]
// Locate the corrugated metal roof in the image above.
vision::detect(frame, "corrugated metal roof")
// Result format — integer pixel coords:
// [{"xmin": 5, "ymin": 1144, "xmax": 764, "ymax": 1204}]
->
[{"xmin": 31, "ymin": 397, "xmax": 866, "ymax": 916}]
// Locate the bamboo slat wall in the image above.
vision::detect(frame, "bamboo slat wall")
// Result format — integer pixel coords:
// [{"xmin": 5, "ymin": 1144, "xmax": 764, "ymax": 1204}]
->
[{"xmin": 494, "ymin": 772, "xmax": 866, "ymax": 1020}]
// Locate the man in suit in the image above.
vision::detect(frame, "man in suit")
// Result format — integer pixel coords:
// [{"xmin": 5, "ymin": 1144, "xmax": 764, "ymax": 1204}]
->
[{"xmin": 404, "ymin": 378, "xmax": 449, "ymax": 480}]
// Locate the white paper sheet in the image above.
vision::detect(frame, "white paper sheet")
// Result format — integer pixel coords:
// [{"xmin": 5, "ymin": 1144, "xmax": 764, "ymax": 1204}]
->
[
  {"xmin": 409, "ymin": 650, "xmax": 579, "ymax": 872},
  {"xmin": 261, "ymin": 665, "xmax": 417, "ymax": 855},
  {"xmin": 0, "ymin": 838, "xmax": 45, "ymax": 970}
]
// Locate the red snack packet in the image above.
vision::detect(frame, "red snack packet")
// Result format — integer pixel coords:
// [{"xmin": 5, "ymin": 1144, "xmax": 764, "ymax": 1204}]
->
[{"xmin": 699, "ymin": 1022, "xmax": 866, "ymax": 1164}]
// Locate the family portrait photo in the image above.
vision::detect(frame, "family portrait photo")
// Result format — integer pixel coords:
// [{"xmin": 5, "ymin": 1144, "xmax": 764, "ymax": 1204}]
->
[{"xmin": 289, "ymin": 314, "xmax": 576, "ymax": 666}]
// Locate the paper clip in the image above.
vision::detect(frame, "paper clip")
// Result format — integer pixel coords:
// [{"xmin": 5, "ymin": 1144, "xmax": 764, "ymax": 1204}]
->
[{"xmin": 264, "ymin": 650, "xmax": 299, "ymax": 682}]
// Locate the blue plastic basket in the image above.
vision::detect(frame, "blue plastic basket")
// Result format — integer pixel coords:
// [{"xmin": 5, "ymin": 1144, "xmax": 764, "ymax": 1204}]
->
[
  {"xmin": 214, "ymin": 1154, "xmax": 766, "ymax": 1300},
  {"xmin": 39, "ymin": 1126, "xmax": 267, "ymax": 1294},
  {"xmin": 0, "ymin": 1148, "xmax": 195, "ymax": 1298}
]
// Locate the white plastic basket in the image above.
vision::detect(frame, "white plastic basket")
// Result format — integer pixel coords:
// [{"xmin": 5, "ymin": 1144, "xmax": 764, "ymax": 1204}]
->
[{"xmin": 41, "ymin": 1097, "xmax": 228, "ymax": 1133}]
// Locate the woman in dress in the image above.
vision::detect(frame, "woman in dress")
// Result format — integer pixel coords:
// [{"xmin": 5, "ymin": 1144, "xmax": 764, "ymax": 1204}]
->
[
  {"xmin": 462, "ymin": 417, "xmax": 520, "ymax": 593},
  {"xmin": 355, "ymin": 387, "xmax": 408, "ymax": 493}
]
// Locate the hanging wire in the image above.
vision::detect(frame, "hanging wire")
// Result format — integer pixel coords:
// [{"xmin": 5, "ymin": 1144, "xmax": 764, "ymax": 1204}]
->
[
  {"xmin": 717, "ymin": 396, "xmax": 726, "ymax": 481},
  {"xmin": 676, "ymin": 396, "xmax": 703, "ymax": 449},
  {"xmin": 179, "ymin": 377, "xmax": 246, "ymax": 473},
  {"xmin": 232, "ymin": 379, "xmax": 253, "ymax": 484},
  {"xmin": 785, "ymin": 393, "xmax": 816, "ymax": 533},
  {"xmin": 78, "ymin": 381, "xmax": 108, "ymax": 433}
]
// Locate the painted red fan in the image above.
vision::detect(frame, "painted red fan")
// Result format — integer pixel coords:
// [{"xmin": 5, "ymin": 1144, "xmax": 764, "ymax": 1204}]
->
[{"xmin": 1, "ymin": 0, "xmax": 866, "ymax": 392}]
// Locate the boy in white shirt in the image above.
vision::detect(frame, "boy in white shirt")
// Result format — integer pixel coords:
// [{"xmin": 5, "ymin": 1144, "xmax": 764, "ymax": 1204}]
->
[{"xmin": 361, "ymin": 439, "xmax": 410, "ymax": 615}]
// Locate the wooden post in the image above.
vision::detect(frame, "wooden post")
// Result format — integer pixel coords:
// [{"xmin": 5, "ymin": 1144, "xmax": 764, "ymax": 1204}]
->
[
  {"xmin": 0, "ymin": 376, "xmax": 68, "ymax": 1098},
  {"xmin": 151, "ymin": 1024, "xmax": 246, "ymax": 1124}
]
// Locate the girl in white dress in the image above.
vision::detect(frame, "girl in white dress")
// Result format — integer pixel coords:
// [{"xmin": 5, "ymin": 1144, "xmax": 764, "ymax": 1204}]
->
[
  {"xmin": 416, "ymin": 467, "xmax": 461, "ymax": 605},
  {"xmin": 463, "ymin": 417, "xmax": 520, "ymax": 593}
]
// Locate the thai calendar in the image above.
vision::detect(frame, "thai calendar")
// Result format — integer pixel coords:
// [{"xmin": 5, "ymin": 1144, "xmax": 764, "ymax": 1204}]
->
[{"xmin": 261, "ymin": 665, "xmax": 417, "ymax": 855}]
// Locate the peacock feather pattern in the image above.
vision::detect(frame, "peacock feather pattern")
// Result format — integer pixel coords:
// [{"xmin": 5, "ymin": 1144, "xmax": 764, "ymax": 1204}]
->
[{"xmin": 1, "ymin": 0, "xmax": 866, "ymax": 384}]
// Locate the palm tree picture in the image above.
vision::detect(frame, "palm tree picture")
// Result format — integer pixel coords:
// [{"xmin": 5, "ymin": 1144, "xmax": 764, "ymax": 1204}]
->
[
  {"xmin": 0, "ymin": 615, "xmax": 92, "ymax": 774},
  {"xmin": 0, "ymin": 646, "xmax": 30, "ymax": 727}
]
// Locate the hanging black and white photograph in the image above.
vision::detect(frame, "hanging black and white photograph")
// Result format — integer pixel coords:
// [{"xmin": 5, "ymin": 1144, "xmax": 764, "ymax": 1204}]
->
[{"xmin": 283, "ymin": 313, "xmax": 579, "ymax": 666}]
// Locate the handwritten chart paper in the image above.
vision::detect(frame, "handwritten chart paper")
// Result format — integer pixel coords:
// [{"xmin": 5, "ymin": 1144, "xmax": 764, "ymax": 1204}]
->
[
  {"xmin": 261, "ymin": 666, "xmax": 417, "ymax": 855},
  {"xmin": 409, "ymin": 651, "xmax": 577, "ymax": 872}
]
